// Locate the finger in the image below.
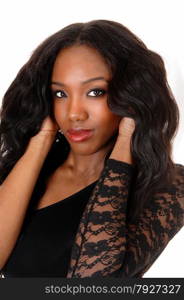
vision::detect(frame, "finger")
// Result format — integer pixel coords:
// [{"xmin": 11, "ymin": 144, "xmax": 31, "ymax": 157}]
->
[{"xmin": 119, "ymin": 117, "xmax": 136, "ymax": 136}]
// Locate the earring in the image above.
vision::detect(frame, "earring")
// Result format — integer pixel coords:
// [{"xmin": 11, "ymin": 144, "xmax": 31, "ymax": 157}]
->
[{"xmin": 55, "ymin": 129, "xmax": 63, "ymax": 143}]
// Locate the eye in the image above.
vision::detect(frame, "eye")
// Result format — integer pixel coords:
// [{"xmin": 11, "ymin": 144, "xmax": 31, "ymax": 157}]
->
[
  {"xmin": 88, "ymin": 88, "xmax": 106, "ymax": 97},
  {"xmin": 51, "ymin": 88, "xmax": 107, "ymax": 100},
  {"xmin": 52, "ymin": 90, "xmax": 66, "ymax": 99}
]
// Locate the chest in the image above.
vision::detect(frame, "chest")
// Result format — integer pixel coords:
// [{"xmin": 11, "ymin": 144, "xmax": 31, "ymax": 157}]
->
[{"xmin": 35, "ymin": 169, "xmax": 97, "ymax": 210}]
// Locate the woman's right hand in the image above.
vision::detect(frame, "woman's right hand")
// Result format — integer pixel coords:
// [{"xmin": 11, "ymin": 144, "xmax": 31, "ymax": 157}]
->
[
  {"xmin": 37, "ymin": 116, "xmax": 60, "ymax": 137},
  {"xmin": 29, "ymin": 116, "xmax": 60, "ymax": 150}
]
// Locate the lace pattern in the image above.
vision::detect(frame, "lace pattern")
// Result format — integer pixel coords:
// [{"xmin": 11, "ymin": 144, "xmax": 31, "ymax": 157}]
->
[
  {"xmin": 66, "ymin": 159, "xmax": 184, "ymax": 278},
  {"xmin": 67, "ymin": 159, "xmax": 135, "ymax": 277}
]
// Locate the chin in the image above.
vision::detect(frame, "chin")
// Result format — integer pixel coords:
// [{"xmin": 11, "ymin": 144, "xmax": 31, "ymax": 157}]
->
[
  {"xmin": 70, "ymin": 146, "xmax": 97, "ymax": 156},
  {"xmin": 69, "ymin": 140, "xmax": 102, "ymax": 154}
]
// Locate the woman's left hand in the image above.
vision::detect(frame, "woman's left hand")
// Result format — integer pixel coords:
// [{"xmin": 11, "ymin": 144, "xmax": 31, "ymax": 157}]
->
[
  {"xmin": 118, "ymin": 117, "xmax": 136, "ymax": 139},
  {"xmin": 110, "ymin": 117, "xmax": 136, "ymax": 164}
]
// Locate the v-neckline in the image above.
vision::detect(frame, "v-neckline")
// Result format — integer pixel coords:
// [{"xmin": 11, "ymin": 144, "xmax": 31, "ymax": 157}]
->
[{"xmin": 33, "ymin": 180, "xmax": 98, "ymax": 214}]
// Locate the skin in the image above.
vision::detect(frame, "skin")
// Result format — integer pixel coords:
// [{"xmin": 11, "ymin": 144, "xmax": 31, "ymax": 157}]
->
[{"xmin": 50, "ymin": 44, "xmax": 123, "ymax": 179}]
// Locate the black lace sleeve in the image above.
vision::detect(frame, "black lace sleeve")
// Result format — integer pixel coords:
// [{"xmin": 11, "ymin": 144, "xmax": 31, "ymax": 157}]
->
[
  {"xmin": 120, "ymin": 163, "xmax": 184, "ymax": 278},
  {"xmin": 66, "ymin": 158, "xmax": 135, "ymax": 277},
  {"xmin": 66, "ymin": 159, "xmax": 184, "ymax": 278}
]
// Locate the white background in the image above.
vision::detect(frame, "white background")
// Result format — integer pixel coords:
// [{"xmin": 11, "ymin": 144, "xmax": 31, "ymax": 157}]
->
[{"xmin": 0, "ymin": 0, "xmax": 183, "ymax": 277}]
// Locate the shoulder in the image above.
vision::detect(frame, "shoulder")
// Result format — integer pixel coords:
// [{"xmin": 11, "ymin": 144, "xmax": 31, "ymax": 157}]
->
[
  {"xmin": 152, "ymin": 162, "xmax": 184, "ymax": 201},
  {"xmin": 139, "ymin": 162, "xmax": 184, "ymax": 222},
  {"xmin": 147, "ymin": 162, "xmax": 184, "ymax": 227}
]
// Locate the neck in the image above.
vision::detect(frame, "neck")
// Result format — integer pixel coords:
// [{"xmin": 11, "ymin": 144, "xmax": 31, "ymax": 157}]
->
[{"xmin": 63, "ymin": 136, "xmax": 116, "ymax": 178}]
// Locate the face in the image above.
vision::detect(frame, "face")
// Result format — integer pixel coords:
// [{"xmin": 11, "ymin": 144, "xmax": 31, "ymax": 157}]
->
[{"xmin": 50, "ymin": 44, "xmax": 121, "ymax": 155}]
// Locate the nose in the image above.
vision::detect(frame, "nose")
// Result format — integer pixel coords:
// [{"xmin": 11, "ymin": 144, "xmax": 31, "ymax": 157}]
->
[{"xmin": 68, "ymin": 99, "xmax": 88, "ymax": 122}]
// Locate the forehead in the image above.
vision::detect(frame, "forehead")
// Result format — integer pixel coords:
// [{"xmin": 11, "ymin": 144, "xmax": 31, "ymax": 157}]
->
[{"xmin": 51, "ymin": 45, "xmax": 111, "ymax": 80}]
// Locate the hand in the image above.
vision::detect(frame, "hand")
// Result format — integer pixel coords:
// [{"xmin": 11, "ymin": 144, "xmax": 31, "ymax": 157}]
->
[
  {"xmin": 110, "ymin": 117, "xmax": 136, "ymax": 164},
  {"xmin": 118, "ymin": 117, "xmax": 136, "ymax": 139},
  {"xmin": 40, "ymin": 116, "xmax": 59, "ymax": 131},
  {"xmin": 37, "ymin": 116, "xmax": 60, "ymax": 137},
  {"xmin": 29, "ymin": 116, "xmax": 60, "ymax": 150}
]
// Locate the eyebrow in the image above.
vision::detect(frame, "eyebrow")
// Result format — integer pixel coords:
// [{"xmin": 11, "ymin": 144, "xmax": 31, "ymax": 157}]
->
[{"xmin": 51, "ymin": 76, "xmax": 109, "ymax": 87}]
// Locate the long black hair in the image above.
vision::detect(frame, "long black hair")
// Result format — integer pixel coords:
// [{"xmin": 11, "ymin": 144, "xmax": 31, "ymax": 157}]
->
[{"xmin": 0, "ymin": 19, "xmax": 179, "ymax": 222}]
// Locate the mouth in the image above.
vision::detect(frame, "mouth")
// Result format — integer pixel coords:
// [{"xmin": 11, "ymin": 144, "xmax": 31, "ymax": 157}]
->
[{"xmin": 66, "ymin": 129, "xmax": 94, "ymax": 142}]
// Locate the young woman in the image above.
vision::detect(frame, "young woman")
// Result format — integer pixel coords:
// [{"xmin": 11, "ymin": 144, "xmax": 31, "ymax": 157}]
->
[{"xmin": 0, "ymin": 19, "xmax": 183, "ymax": 278}]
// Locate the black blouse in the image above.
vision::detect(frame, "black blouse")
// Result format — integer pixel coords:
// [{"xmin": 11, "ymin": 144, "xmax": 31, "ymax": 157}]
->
[
  {"xmin": 1, "ymin": 180, "xmax": 98, "ymax": 277},
  {"xmin": 1, "ymin": 158, "xmax": 184, "ymax": 278}
]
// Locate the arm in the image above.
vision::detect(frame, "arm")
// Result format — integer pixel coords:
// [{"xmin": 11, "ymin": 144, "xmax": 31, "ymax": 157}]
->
[
  {"xmin": 67, "ymin": 160, "xmax": 184, "ymax": 278},
  {"xmin": 67, "ymin": 118, "xmax": 136, "ymax": 278},
  {"xmin": 0, "ymin": 116, "xmax": 58, "ymax": 270},
  {"xmin": 67, "ymin": 157, "xmax": 135, "ymax": 277},
  {"xmin": 120, "ymin": 163, "xmax": 184, "ymax": 277},
  {"xmin": 67, "ymin": 116, "xmax": 184, "ymax": 278}
]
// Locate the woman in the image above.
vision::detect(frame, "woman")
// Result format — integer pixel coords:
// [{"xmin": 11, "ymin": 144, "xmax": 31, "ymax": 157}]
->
[{"xmin": 0, "ymin": 19, "xmax": 183, "ymax": 278}]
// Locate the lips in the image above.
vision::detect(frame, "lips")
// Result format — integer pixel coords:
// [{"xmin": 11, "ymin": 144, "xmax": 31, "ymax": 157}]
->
[
  {"xmin": 66, "ymin": 129, "xmax": 94, "ymax": 142},
  {"xmin": 67, "ymin": 129, "xmax": 92, "ymax": 135}
]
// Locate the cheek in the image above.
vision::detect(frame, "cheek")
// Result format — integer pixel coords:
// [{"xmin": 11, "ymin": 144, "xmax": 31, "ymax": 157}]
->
[
  {"xmin": 53, "ymin": 102, "xmax": 58, "ymax": 116},
  {"xmin": 53, "ymin": 102, "xmax": 65, "ymax": 121},
  {"xmin": 95, "ymin": 101, "xmax": 120, "ymax": 124},
  {"xmin": 95, "ymin": 106, "xmax": 121, "ymax": 131}
]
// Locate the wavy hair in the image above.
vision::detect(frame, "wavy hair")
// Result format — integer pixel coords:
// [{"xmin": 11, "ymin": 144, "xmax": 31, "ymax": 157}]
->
[{"xmin": 0, "ymin": 19, "xmax": 179, "ymax": 222}]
